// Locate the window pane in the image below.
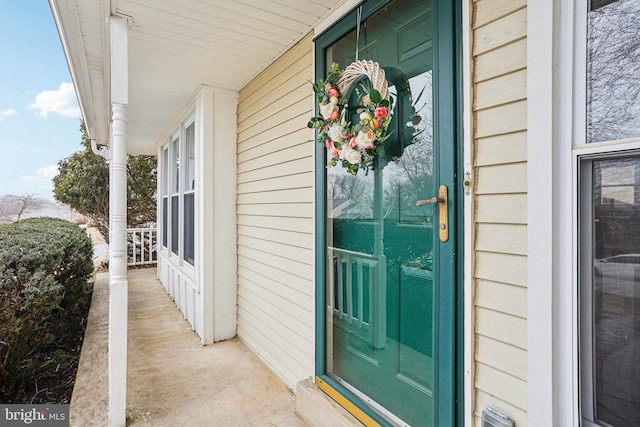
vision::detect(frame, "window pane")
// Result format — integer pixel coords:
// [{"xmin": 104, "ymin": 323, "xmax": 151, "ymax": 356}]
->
[
  {"xmin": 172, "ymin": 137, "xmax": 180, "ymax": 194},
  {"xmin": 184, "ymin": 123, "xmax": 195, "ymax": 192},
  {"xmin": 587, "ymin": 0, "xmax": 640, "ymax": 143},
  {"xmin": 171, "ymin": 195, "xmax": 179, "ymax": 255},
  {"xmin": 183, "ymin": 193, "xmax": 194, "ymax": 265},
  {"xmin": 590, "ymin": 157, "xmax": 640, "ymax": 425},
  {"xmin": 162, "ymin": 197, "xmax": 168, "ymax": 248},
  {"xmin": 162, "ymin": 148, "xmax": 169, "ymax": 196}
]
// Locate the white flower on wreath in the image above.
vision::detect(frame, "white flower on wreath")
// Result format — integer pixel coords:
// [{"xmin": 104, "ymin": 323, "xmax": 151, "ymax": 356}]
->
[
  {"xmin": 355, "ymin": 129, "xmax": 376, "ymax": 150},
  {"xmin": 341, "ymin": 145, "xmax": 362, "ymax": 165},
  {"xmin": 327, "ymin": 123, "xmax": 346, "ymax": 142},
  {"xmin": 319, "ymin": 103, "xmax": 336, "ymax": 120}
]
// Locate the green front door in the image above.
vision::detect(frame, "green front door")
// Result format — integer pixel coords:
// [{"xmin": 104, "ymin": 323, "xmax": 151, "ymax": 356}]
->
[{"xmin": 315, "ymin": 0, "xmax": 459, "ymax": 426}]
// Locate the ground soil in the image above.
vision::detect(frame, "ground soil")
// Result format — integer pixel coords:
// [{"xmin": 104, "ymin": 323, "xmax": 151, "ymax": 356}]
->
[{"xmin": 2, "ymin": 292, "xmax": 92, "ymax": 404}]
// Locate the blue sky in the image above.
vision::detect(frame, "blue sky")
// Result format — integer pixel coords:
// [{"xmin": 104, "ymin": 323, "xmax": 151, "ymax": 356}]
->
[{"xmin": 0, "ymin": 1, "xmax": 83, "ymax": 201}]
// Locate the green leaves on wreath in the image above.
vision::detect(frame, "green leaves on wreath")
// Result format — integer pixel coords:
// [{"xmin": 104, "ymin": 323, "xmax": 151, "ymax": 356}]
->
[
  {"xmin": 345, "ymin": 163, "xmax": 359, "ymax": 175},
  {"xmin": 308, "ymin": 116, "xmax": 325, "ymax": 129},
  {"xmin": 369, "ymin": 89, "xmax": 382, "ymax": 104}
]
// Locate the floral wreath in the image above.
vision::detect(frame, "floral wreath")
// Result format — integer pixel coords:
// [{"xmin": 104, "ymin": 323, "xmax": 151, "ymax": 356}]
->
[{"xmin": 308, "ymin": 61, "xmax": 393, "ymax": 175}]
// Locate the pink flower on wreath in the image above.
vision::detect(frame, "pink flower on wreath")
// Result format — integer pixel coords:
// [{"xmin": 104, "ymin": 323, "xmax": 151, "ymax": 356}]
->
[
  {"xmin": 328, "ymin": 87, "xmax": 339, "ymax": 98},
  {"xmin": 349, "ymin": 137, "xmax": 358, "ymax": 149},
  {"xmin": 326, "ymin": 140, "xmax": 340, "ymax": 158},
  {"xmin": 374, "ymin": 106, "xmax": 388, "ymax": 119}
]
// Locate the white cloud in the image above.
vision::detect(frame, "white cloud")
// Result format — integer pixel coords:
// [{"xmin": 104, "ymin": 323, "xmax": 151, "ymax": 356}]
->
[
  {"xmin": 22, "ymin": 165, "xmax": 59, "ymax": 183},
  {"xmin": 0, "ymin": 108, "xmax": 16, "ymax": 122},
  {"xmin": 36, "ymin": 165, "xmax": 59, "ymax": 180},
  {"xmin": 28, "ymin": 82, "xmax": 80, "ymax": 118}
]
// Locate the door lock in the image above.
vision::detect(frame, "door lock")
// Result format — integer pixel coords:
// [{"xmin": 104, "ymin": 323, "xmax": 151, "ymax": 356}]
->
[{"xmin": 415, "ymin": 185, "xmax": 448, "ymax": 242}]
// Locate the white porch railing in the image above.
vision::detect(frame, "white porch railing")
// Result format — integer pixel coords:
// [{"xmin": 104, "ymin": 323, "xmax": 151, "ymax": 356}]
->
[{"xmin": 127, "ymin": 227, "xmax": 157, "ymax": 266}]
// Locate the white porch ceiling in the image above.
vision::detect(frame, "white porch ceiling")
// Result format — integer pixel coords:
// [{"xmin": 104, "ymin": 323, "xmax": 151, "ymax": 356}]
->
[{"xmin": 51, "ymin": 0, "xmax": 348, "ymax": 154}]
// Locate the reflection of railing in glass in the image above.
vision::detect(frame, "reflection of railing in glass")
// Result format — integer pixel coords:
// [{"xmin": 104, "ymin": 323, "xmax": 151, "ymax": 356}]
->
[{"xmin": 328, "ymin": 246, "xmax": 386, "ymax": 349}]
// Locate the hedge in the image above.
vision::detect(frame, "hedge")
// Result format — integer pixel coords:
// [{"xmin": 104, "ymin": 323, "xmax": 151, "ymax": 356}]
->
[{"xmin": 0, "ymin": 217, "xmax": 93, "ymax": 397}]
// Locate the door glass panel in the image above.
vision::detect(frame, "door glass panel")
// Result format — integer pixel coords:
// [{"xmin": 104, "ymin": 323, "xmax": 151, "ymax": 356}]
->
[
  {"xmin": 587, "ymin": 156, "xmax": 640, "ymax": 425},
  {"xmin": 324, "ymin": 1, "xmax": 434, "ymax": 425},
  {"xmin": 587, "ymin": 0, "xmax": 640, "ymax": 144}
]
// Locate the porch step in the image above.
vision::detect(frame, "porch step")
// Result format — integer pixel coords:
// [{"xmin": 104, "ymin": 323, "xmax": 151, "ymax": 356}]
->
[{"xmin": 296, "ymin": 379, "xmax": 364, "ymax": 427}]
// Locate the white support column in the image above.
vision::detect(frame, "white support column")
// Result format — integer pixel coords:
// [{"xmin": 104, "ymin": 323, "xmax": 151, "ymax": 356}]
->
[
  {"xmin": 199, "ymin": 86, "xmax": 239, "ymax": 343},
  {"xmin": 108, "ymin": 15, "xmax": 129, "ymax": 427}
]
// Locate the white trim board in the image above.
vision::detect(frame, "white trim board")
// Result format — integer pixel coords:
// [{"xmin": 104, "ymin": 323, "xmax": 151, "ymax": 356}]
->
[
  {"xmin": 527, "ymin": 0, "xmax": 557, "ymax": 425},
  {"xmin": 461, "ymin": 0, "xmax": 475, "ymax": 425}
]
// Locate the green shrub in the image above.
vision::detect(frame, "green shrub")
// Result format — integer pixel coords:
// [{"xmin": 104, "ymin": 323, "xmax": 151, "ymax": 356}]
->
[{"xmin": 0, "ymin": 217, "xmax": 93, "ymax": 398}]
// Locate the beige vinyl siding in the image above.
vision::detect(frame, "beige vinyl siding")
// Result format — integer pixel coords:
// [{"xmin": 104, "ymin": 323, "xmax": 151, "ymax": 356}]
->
[
  {"xmin": 472, "ymin": 1, "xmax": 528, "ymax": 426},
  {"xmin": 474, "ymin": 0, "xmax": 526, "ymax": 28},
  {"xmin": 236, "ymin": 33, "xmax": 315, "ymax": 391}
]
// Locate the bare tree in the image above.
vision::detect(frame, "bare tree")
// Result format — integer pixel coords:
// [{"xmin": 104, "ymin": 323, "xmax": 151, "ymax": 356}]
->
[
  {"xmin": 328, "ymin": 172, "xmax": 375, "ymax": 219},
  {"xmin": 587, "ymin": 0, "xmax": 640, "ymax": 143},
  {"xmin": 0, "ymin": 194, "xmax": 47, "ymax": 223}
]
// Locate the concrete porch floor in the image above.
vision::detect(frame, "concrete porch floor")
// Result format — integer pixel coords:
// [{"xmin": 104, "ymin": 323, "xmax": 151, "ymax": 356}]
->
[{"xmin": 70, "ymin": 267, "xmax": 307, "ymax": 426}]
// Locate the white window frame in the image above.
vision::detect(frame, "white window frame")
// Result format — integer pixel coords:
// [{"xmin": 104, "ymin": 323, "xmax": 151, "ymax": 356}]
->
[
  {"xmin": 169, "ymin": 131, "xmax": 181, "ymax": 257},
  {"xmin": 182, "ymin": 117, "xmax": 196, "ymax": 266},
  {"xmin": 536, "ymin": 1, "xmax": 640, "ymax": 426},
  {"xmin": 528, "ymin": 0, "xmax": 581, "ymax": 425},
  {"xmin": 574, "ymin": 1, "xmax": 640, "ymax": 426},
  {"xmin": 161, "ymin": 112, "xmax": 197, "ymax": 274},
  {"xmin": 161, "ymin": 146, "xmax": 169, "ymax": 249}
]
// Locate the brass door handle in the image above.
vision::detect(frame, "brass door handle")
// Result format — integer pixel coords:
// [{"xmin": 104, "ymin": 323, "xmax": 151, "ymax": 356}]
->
[
  {"xmin": 415, "ymin": 185, "xmax": 448, "ymax": 242},
  {"xmin": 416, "ymin": 197, "xmax": 444, "ymax": 206}
]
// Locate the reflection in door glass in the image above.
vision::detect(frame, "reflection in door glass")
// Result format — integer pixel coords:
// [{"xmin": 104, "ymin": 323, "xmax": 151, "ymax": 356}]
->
[
  {"xmin": 324, "ymin": 0, "xmax": 435, "ymax": 425},
  {"xmin": 587, "ymin": 0, "xmax": 640, "ymax": 143},
  {"xmin": 590, "ymin": 157, "xmax": 640, "ymax": 425}
]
